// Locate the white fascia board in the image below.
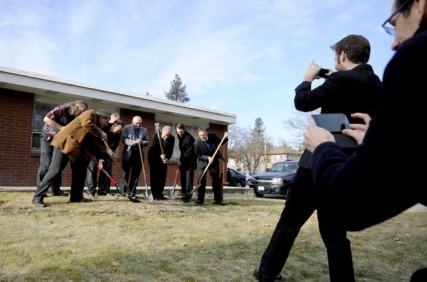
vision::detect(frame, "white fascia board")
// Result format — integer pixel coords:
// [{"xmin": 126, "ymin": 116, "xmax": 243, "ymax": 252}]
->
[{"xmin": 0, "ymin": 66, "xmax": 236, "ymax": 125}]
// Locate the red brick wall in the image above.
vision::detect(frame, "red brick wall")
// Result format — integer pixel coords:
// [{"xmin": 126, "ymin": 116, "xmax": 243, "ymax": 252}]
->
[{"xmin": 0, "ymin": 89, "xmax": 38, "ymax": 186}]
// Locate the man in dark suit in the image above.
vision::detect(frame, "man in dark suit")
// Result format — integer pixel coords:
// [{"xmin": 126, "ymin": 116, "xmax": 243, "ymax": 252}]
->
[
  {"xmin": 304, "ymin": 1, "xmax": 427, "ymax": 281},
  {"xmin": 194, "ymin": 127, "xmax": 228, "ymax": 205},
  {"xmin": 176, "ymin": 124, "xmax": 197, "ymax": 203},
  {"xmin": 254, "ymin": 35, "xmax": 382, "ymax": 282},
  {"xmin": 120, "ymin": 116, "xmax": 149, "ymax": 200},
  {"xmin": 148, "ymin": 125, "xmax": 175, "ymax": 200},
  {"xmin": 32, "ymin": 109, "xmax": 109, "ymax": 207}
]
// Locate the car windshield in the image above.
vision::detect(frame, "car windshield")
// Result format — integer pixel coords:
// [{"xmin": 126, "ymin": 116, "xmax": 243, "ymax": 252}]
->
[{"xmin": 269, "ymin": 162, "xmax": 298, "ymax": 172}]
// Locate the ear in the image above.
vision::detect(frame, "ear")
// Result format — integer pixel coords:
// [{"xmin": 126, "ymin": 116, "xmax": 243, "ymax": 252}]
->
[
  {"xmin": 340, "ymin": 50, "xmax": 347, "ymax": 62},
  {"xmin": 417, "ymin": 0, "xmax": 427, "ymax": 22}
]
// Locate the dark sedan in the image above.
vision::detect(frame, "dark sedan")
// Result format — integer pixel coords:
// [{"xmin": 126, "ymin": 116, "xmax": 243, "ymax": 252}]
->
[
  {"xmin": 227, "ymin": 168, "xmax": 247, "ymax": 187},
  {"xmin": 248, "ymin": 160, "xmax": 298, "ymax": 198}
]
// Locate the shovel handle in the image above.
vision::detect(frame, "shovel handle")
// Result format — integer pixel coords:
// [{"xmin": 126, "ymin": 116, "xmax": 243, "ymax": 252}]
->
[{"xmin": 190, "ymin": 133, "xmax": 227, "ymax": 195}]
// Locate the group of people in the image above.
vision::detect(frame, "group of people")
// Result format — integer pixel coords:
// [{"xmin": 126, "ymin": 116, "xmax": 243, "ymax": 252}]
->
[
  {"xmin": 254, "ymin": 0, "xmax": 427, "ymax": 281},
  {"xmin": 120, "ymin": 118, "xmax": 228, "ymax": 205},
  {"xmin": 30, "ymin": 0, "xmax": 426, "ymax": 280},
  {"xmin": 32, "ymin": 106, "xmax": 229, "ymax": 207}
]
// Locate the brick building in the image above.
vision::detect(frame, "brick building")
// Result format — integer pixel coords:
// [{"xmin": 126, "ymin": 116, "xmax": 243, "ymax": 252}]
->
[{"xmin": 0, "ymin": 66, "xmax": 235, "ymax": 189}]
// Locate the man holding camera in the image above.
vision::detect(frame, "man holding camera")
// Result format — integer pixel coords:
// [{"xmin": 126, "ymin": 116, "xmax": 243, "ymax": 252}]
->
[{"xmin": 254, "ymin": 34, "xmax": 382, "ymax": 281}]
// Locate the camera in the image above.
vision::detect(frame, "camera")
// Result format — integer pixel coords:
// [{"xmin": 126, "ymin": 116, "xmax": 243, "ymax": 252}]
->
[{"xmin": 318, "ymin": 68, "xmax": 329, "ymax": 79}]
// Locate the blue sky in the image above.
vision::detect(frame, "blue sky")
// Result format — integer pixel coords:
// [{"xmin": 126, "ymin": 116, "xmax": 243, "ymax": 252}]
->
[{"xmin": 0, "ymin": 0, "xmax": 394, "ymax": 146}]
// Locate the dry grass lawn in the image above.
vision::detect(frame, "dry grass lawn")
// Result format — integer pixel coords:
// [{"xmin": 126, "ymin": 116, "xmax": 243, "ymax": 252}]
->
[{"xmin": 0, "ymin": 191, "xmax": 425, "ymax": 281}]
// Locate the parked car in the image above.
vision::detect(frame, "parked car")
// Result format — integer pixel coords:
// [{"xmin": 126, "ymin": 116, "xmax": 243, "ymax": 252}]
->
[
  {"xmin": 227, "ymin": 168, "xmax": 247, "ymax": 187},
  {"xmin": 248, "ymin": 160, "xmax": 299, "ymax": 198}
]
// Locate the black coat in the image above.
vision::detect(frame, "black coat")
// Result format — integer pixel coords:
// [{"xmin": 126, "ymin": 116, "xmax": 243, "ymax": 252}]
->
[
  {"xmin": 294, "ymin": 64, "xmax": 382, "ymax": 123},
  {"xmin": 295, "ymin": 64, "xmax": 382, "ymax": 168},
  {"xmin": 147, "ymin": 133, "xmax": 175, "ymax": 166},
  {"xmin": 194, "ymin": 133, "xmax": 228, "ymax": 171},
  {"xmin": 177, "ymin": 131, "xmax": 197, "ymax": 170},
  {"xmin": 311, "ymin": 23, "xmax": 427, "ymax": 231}
]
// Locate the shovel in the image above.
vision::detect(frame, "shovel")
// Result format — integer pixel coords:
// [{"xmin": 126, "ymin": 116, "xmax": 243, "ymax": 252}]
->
[
  {"xmin": 138, "ymin": 142, "xmax": 153, "ymax": 202},
  {"xmin": 154, "ymin": 123, "xmax": 165, "ymax": 156},
  {"xmin": 170, "ymin": 167, "xmax": 180, "ymax": 199},
  {"xmin": 190, "ymin": 134, "xmax": 227, "ymax": 195},
  {"xmin": 103, "ymin": 140, "xmax": 129, "ymax": 195},
  {"xmin": 84, "ymin": 149, "xmax": 126, "ymax": 197}
]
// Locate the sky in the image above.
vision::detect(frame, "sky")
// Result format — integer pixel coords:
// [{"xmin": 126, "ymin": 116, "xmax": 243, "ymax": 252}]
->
[{"xmin": 0, "ymin": 0, "xmax": 395, "ymax": 147}]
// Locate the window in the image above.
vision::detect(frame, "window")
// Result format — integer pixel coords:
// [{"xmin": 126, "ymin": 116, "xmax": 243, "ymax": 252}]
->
[
  {"xmin": 31, "ymin": 101, "xmax": 57, "ymax": 154},
  {"xmin": 155, "ymin": 122, "xmax": 201, "ymax": 163}
]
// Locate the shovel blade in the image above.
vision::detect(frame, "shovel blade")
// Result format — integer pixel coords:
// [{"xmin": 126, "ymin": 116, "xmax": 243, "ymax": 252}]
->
[{"xmin": 144, "ymin": 190, "xmax": 154, "ymax": 202}]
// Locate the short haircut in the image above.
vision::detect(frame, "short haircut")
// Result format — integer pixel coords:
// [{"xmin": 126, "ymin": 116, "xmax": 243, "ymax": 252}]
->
[
  {"xmin": 96, "ymin": 109, "xmax": 110, "ymax": 120},
  {"xmin": 197, "ymin": 126, "xmax": 208, "ymax": 133},
  {"xmin": 330, "ymin": 34, "xmax": 370, "ymax": 64}
]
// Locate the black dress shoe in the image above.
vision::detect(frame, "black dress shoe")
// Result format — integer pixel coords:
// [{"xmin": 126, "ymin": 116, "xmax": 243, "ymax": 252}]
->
[
  {"xmin": 129, "ymin": 196, "xmax": 140, "ymax": 203},
  {"xmin": 253, "ymin": 267, "xmax": 283, "ymax": 281},
  {"xmin": 32, "ymin": 197, "xmax": 46, "ymax": 208},
  {"xmin": 213, "ymin": 201, "xmax": 226, "ymax": 206},
  {"xmin": 70, "ymin": 198, "xmax": 93, "ymax": 203},
  {"xmin": 53, "ymin": 190, "xmax": 69, "ymax": 196},
  {"xmin": 194, "ymin": 200, "xmax": 204, "ymax": 206}
]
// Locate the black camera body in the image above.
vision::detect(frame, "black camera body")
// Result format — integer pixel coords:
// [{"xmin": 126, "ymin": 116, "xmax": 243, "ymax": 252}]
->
[{"xmin": 318, "ymin": 68, "xmax": 329, "ymax": 79}]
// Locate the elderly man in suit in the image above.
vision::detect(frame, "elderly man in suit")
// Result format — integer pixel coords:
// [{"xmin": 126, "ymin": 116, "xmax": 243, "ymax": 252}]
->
[
  {"xmin": 120, "ymin": 116, "xmax": 149, "ymax": 200},
  {"xmin": 32, "ymin": 109, "xmax": 109, "ymax": 207}
]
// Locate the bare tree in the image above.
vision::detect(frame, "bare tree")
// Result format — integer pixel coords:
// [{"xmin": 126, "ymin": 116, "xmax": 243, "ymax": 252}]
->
[
  {"xmin": 228, "ymin": 118, "xmax": 271, "ymax": 173},
  {"xmin": 283, "ymin": 109, "xmax": 319, "ymax": 150}
]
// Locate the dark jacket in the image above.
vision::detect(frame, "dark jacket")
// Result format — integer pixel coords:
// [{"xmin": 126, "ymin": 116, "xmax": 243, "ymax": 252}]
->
[
  {"xmin": 295, "ymin": 64, "xmax": 382, "ymax": 168},
  {"xmin": 178, "ymin": 131, "xmax": 197, "ymax": 170},
  {"xmin": 147, "ymin": 133, "xmax": 175, "ymax": 166},
  {"xmin": 194, "ymin": 133, "xmax": 228, "ymax": 171},
  {"xmin": 294, "ymin": 64, "xmax": 381, "ymax": 123},
  {"xmin": 311, "ymin": 23, "xmax": 427, "ymax": 231}
]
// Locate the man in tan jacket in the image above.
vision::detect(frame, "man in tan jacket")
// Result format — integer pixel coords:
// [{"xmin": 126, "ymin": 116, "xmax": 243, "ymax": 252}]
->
[{"xmin": 32, "ymin": 109, "xmax": 109, "ymax": 207}]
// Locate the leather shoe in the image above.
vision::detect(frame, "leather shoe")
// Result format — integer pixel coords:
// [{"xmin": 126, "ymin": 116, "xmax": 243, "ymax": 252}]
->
[
  {"xmin": 213, "ymin": 200, "xmax": 226, "ymax": 206},
  {"xmin": 70, "ymin": 198, "xmax": 93, "ymax": 203},
  {"xmin": 253, "ymin": 267, "xmax": 283, "ymax": 281},
  {"xmin": 32, "ymin": 197, "xmax": 46, "ymax": 208},
  {"xmin": 194, "ymin": 200, "xmax": 204, "ymax": 206},
  {"xmin": 52, "ymin": 190, "xmax": 68, "ymax": 196}
]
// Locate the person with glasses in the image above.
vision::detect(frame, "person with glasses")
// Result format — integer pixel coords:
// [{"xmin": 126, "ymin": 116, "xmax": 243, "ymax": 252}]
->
[
  {"xmin": 304, "ymin": 0, "xmax": 427, "ymax": 281},
  {"xmin": 254, "ymin": 34, "xmax": 382, "ymax": 282}
]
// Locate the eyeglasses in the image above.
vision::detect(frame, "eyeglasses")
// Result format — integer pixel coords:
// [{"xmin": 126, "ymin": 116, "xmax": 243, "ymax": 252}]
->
[{"xmin": 381, "ymin": 0, "xmax": 411, "ymax": 36}]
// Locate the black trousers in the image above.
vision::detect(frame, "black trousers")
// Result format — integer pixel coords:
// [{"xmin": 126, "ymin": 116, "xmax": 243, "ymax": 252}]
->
[
  {"xmin": 149, "ymin": 161, "xmax": 167, "ymax": 199},
  {"xmin": 180, "ymin": 166, "xmax": 194, "ymax": 196},
  {"xmin": 121, "ymin": 152, "xmax": 142, "ymax": 197},
  {"xmin": 258, "ymin": 167, "xmax": 354, "ymax": 282},
  {"xmin": 197, "ymin": 164, "xmax": 222, "ymax": 203}
]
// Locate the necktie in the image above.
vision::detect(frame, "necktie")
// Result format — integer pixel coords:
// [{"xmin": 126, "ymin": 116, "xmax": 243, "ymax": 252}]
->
[
  {"xmin": 205, "ymin": 141, "xmax": 212, "ymax": 152},
  {"xmin": 134, "ymin": 128, "xmax": 140, "ymax": 139}
]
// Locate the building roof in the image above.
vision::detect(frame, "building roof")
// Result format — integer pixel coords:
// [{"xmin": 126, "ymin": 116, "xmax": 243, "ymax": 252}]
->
[
  {"xmin": 0, "ymin": 66, "xmax": 236, "ymax": 125},
  {"xmin": 268, "ymin": 145, "xmax": 302, "ymax": 156}
]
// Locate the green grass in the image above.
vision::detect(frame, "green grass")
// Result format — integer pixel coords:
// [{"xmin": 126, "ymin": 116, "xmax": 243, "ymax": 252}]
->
[{"xmin": 0, "ymin": 192, "xmax": 425, "ymax": 281}]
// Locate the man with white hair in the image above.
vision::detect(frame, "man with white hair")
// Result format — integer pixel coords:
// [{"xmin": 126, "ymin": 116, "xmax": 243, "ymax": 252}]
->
[{"xmin": 121, "ymin": 116, "xmax": 149, "ymax": 200}]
